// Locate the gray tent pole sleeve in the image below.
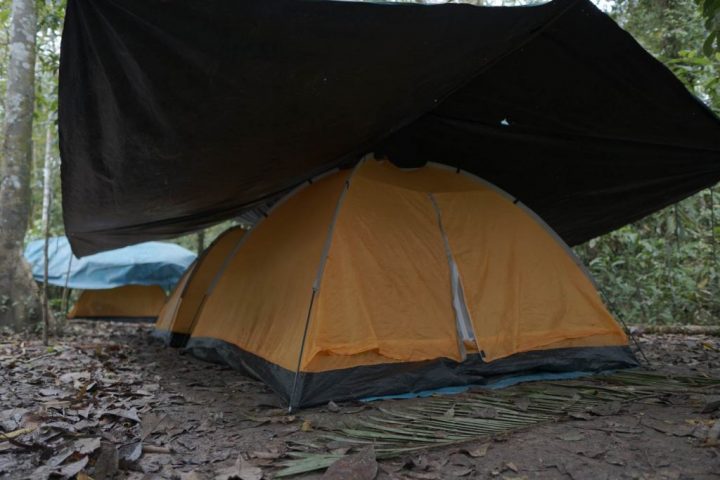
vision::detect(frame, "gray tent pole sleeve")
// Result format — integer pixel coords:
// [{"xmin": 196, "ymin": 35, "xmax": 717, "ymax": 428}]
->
[
  {"xmin": 188, "ymin": 170, "xmax": 341, "ymax": 339},
  {"xmin": 288, "ymin": 156, "xmax": 368, "ymax": 411},
  {"xmin": 428, "ymin": 192, "xmax": 483, "ymax": 360}
]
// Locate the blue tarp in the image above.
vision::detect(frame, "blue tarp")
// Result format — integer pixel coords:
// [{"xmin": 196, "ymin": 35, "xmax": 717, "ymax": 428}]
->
[
  {"xmin": 24, "ymin": 237, "xmax": 196, "ymax": 290},
  {"xmin": 360, "ymin": 371, "xmax": 608, "ymax": 403}
]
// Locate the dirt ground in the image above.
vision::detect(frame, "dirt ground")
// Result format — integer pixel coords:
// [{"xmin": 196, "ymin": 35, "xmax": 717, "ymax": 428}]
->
[{"xmin": 1, "ymin": 320, "xmax": 719, "ymax": 480}]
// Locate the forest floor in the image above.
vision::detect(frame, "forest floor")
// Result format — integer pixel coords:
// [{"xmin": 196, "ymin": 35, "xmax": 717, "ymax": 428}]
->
[{"xmin": 1, "ymin": 321, "xmax": 719, "ymax": 480}]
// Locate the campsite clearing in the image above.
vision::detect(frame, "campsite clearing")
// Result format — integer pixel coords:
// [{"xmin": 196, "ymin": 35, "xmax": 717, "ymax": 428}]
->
[{"xmin": 1, "ymin": 321, "xmax": 719, "ymax": 479}]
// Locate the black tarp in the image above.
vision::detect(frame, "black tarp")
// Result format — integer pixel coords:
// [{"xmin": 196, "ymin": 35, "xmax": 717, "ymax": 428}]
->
[{"xmin": 59, "ymin": 0, "xmax": 720, "ymax": 256}]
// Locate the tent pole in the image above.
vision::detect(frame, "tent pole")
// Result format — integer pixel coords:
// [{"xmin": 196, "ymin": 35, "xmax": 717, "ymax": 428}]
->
[
  {"xmin": 187, "ymin": 174, "xmax": 342, "ymax": 347},
  {"xmin": 288, "ymin": 289, "xmax": 317, "ymax": 412},
  {"xmin": 596, "ymin": 286, "xmax": 651, "ymax": 367},
  {"xmin": 194, "ymin": 170, "xmax": 343, "ymax": 326},
  {"xmin": 287, "ymin": 157, "xmax": 367, "ymax": 411}
]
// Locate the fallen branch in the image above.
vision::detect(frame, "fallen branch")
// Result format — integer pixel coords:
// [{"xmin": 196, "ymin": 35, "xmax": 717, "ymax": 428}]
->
[
  {"xmin": 142, "ymin": 445, "xmax": 172, "ymax": 454},
  {"xmin": 0, "ymin": 427, "xmax": 36, "ymax": 441},
  {"xmin": 630, "ymin": 325, "xmax": 720, "ymax": 336},
  {"xmin": 0, "ymin": 428, "xmax": 53, "ymax": 455}
]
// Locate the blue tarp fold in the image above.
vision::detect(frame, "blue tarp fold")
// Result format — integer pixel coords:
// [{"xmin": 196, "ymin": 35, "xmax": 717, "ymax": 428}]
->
[{"xmin": 24, "ymin": 237, "xmax": 195, "ymax": 290}]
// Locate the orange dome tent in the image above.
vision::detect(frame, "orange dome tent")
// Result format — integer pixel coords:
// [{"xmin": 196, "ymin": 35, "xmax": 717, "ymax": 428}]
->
[
  {"xmin": 68, "ymin": 285, "xmax": 167, "ymax": 320},
  {"xmin": 154, "ymin": 226, "xmax": 246, "ymax": 346},
  {"xmin": 155, "ymin": 159, "xmax": 636, "ymax": 409}
]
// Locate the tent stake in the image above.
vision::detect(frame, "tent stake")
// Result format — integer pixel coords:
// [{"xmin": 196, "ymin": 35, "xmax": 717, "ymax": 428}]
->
[{"xmin": 597, "ymin": 287, "xmax": 651, "ymax": 367}]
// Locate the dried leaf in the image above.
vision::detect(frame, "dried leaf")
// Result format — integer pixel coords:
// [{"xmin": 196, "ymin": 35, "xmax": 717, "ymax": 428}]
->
[
  {"xmin": 448, "ymin": 465, "xmax": 473, "ymax": 477},
  {"xmin": 38, "ymin": 387, "xmax": 63, "ymax": 397},
  {"xmin": 706, "ymin": 420, "xmax": 720, "ymax": 446},
  {"xmin": 642, "ymin": 418, "xmax": 694, "ymax": 437},
  {"xmin": 31, "ymin": 456, "xmax": 89, "ymax": 480},
  {"xmin": 448, "ymin": 453, "xmax": 473, "ymax": 468},
  {"xmin": 74, "ymin": 437, "xmax": 101, "ymax": 455},
  {"xmin": 557, "ymin": 432, "xmax": 585, "ymax": 442},
  {"xmin": 47, "ymin": 448, "xmax": 76, "ymax": 468},
  {"xmin": 141, "ymin": 412, "xmax": 170, "ymax": 440},
  {"xmin": 180, "ymin": 472, "xmax": 207, "ymax": 480},
  {"xmin": 568, "ymin": 411, "xmax": 594, "ymax": 421},
  {"xmin": 411, "ymin": 455, "xmax": 429, "ymax": 471},
  {"xmin": 701, "ymin": 396, "xmax": 720, "ymax": 414},
  {"xmin": 251, "ymin": 450, "xmax": 283, "ymax": 460},
  {"xmin": 102, "ymin": 408, "xmax": 140, "ymax": 423},
  {"xmin": 463, "ymin": 443, "xmax": 489, "ymax": 458},
  {"xmin": 215, "ymin": 456, "xmax": 263, "ymax": 480},
  {"xmin": 404, "ymin": 471, "xmax": 440, "ymax": 479},
  {"xmin": 323, "ymin": 446, "xmax": 377, "ymax": 480},
  {"xmin": 43, "ymin": 421, "xmax": 77, "ymax": 432},
  {"xmin": 0, "ymin": 408, "xmax": 29, "ymax": 431},
  {"xmin": 118, "ymin": 440, "xmax": 143, "ymax": 464},
  {"xmin": 59, "ymin": 456, "xmax": 89, "ymax": 478},
  {"xmin": 93, "ymin": 443, "xmax": 119, "ymax": 480},
  {"xmin": 59, "ymin": 371, "xmax": 91, "ymax": 384},
  {"xmin": 587, "ymin": 401, "xmax": 622, "ymax": 416},
  {"xmin": 253, "ymin": 394, "xmax": 284, "ymax": 409},
  {"xmin": 30, "ymin": 464, "xmax": 54, "ymax": 480},
  {"xmin": 73, "ymin": 419, "xmax": 99, "ymax": 431}
]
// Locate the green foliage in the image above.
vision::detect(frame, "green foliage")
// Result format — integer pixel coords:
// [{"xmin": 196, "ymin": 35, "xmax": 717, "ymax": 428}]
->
[
  {"xmin": 695, "ymin": 0, "xmax": 720, "ymax": 54},
  {"xmin": 665, "ymin": 50, "xmax": 720, "ymax": 112},
  {"xmin": 575, "ymin": 0, "xmax": 720, "ymax": 326},
  {"xmin": 575, "ymin": 190, "xmax": 720, "ymax": 325},
  {"xmin": 173, "ymin": 220, "xmax": 243, "ymax": 254},
  {"xmin": 612, "ymin": 0, "xmax": 720, "ymax": 112}
]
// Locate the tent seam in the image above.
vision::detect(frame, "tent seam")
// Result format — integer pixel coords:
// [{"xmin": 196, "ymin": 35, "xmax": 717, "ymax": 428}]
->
[
  {"xmin": 427, "ymin": 192, "xmax": 484, "ymax": 361},
  {"xmin": 186, "ymin": 169, "xmax": 341, "ymax": 341},
  {"xmin": 446, "ymin": 164, "xmax": 632, "ymax": 351},
  {"xmin": 288, "ymin": 157, "xmax": 369, "ymax": 410}
]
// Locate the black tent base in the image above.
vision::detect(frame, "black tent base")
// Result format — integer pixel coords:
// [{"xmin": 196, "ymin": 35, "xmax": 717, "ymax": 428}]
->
[
  {"xmin": 151, "ymin": 329, "xmax": 190, "ymax": 348},
  {"xmin": 185, "ymin": 337, "xmax": 638, "ymax": 410}
]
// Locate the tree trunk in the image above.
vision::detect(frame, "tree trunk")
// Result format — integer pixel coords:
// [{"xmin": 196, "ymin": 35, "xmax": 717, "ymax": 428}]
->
[
  {"xmin": 41, "ymin": 123, "xmax": 55, "ymax": 344},
  {"xmin": 0, "ymin": 0, "xmax": 40, "ymax": 329}
]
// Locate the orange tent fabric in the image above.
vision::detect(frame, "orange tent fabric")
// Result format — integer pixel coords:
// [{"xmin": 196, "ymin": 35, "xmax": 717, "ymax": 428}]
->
[
  {"xmin": 155, "ymin": 226, "xmax": 245, "ymax": 343},
  {"xmin": 68, "ymin": 285, "xmax": 167, "ymax": 319},
  {"xmin": 189, "ymin": 171, "xmax": 352, "ymax": 367},
  {"xmin": 161, "ymin": 159, "xmax": 635, "ymax": 408}
]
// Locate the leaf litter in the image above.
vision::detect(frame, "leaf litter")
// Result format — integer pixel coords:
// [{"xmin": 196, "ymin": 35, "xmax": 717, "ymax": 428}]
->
[{"xmin": 0, "ymin": 323, "xmax": 719, "ymax": 478}]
